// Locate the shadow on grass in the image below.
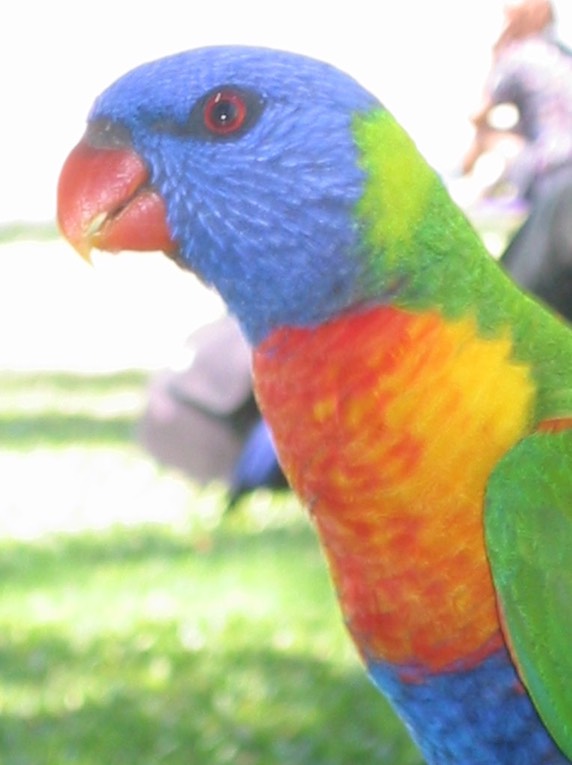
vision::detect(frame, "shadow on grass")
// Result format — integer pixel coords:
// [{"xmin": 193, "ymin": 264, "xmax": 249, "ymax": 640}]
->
[
  {"xmin": 0, "ymin": 631, "xmax": 420, "ymax": 765},
  {"xmin": 0, "ymin": 412, "xmax": 136, "ymax": 447},
  {"xmin": 0, "ymin": 522, "xmax": 318, "ymax": 589},
  {"xmin": 0, "ymin": 370, "xmax": 148, "ymax": 393},
  {"xmin": 0, "ymin": 370, "xmax": 149, "ymax": 448},
  {"xmin": 0, "ymin": 524, "xmax": 421, "ymax": 765}
]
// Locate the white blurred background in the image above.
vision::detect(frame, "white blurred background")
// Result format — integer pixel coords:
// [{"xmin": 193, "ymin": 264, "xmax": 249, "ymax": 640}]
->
[{"xmin": 2, "ymin": 0, "xmax": 572, "ymax": 372}]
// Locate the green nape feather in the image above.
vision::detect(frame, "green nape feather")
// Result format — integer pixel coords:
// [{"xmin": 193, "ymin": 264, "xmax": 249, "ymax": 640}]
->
[
  {"xmin": 486, "ymin": 429, "xmax": 572, "ymax": 759},
  {"xmin": 353, "ymin": 108, "xmax": 505, "ymax": 321},
  {"xmin": 353, "ymin": 108, "xmax": 572, "ymax": 422}
]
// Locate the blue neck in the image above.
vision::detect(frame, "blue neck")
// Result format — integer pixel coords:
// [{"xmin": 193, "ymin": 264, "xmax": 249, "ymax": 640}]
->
[{"xmin": 368, "ymin": 648, "xmax": 570, "ymax": 764}]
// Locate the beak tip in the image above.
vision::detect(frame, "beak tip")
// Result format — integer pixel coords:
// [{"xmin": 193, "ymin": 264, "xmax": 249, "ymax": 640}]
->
[
  {"xmin": 56, "ymin": 218, "xmax": 92, "ymax": 264},
  {"xmin": 77, "ymin": 245, "xmax": 95, "ymax": 265}
]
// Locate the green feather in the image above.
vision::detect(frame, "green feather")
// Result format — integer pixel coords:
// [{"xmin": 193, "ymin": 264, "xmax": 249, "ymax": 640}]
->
[
  {"xmin": 486, "ymin": 430, "xmax": 572, "ymax": 758},
  {"xmin": 353, "ymin": 109, "xmax": 572, "ymax": 756},
  {"xmin": 353, "ymin": 107, "xmax": 572, "ymax": 421}
]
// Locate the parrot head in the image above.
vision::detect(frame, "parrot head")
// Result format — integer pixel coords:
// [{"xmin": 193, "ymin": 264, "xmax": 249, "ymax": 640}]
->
[{"xmin": 58, "ymin": 46, "xmax": 383, "ymax": 343}]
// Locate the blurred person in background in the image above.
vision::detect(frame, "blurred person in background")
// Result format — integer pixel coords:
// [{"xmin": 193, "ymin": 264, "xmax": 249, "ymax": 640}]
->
[
  {"xmin": 138, "ymin": 315, "xmax": 287, "ymax": 509},
  {"xmin": 463, "ymin": 0, "xmax": 572, "ymax": 320}
]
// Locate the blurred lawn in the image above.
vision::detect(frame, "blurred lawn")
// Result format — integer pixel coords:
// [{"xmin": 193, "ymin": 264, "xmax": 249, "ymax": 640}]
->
[{"xmin": 0, "ymin": 366, "xmax": 420, "ymax": 764}]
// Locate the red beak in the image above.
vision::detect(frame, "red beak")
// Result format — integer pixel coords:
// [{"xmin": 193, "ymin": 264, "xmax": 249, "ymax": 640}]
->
[{"xmin": 57, "ymin": 127, "xmax": 176, "ymax": 260}]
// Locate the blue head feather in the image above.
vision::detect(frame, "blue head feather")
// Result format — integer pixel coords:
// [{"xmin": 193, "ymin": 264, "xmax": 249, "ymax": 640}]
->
[{"xmin": 90, "ymin": 46, "xmax": 380, "ymax": 343}]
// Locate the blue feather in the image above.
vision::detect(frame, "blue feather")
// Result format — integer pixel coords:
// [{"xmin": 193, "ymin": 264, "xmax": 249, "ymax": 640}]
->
[
  {"xmin": 368, "ymin": 648, "xmax": 570, "ymax": 764},
  {"xmin": 228, "ymin": 418, "xmax": 287, "ymax": 508},
  {"xmin": 90, "ymin": 46, "xmax": 380, "ymax": 343}
]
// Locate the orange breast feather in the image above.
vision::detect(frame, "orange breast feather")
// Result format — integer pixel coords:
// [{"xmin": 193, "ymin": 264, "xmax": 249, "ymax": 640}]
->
[{"xmin": 254, "ymin": 306, "xmax": 535, "ymax": 672}]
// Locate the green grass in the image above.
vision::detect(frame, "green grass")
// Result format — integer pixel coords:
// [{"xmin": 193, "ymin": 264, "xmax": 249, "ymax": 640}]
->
[
  {"xmin": 0, "ymin": 371, "xmax": 147, "ymax": 448},
  {"xmin": 0, "ymin": 370, "xmax": 421, "ymax": 765},
  {"xmin": 0, "ymin": 221, "xmax": 59, "ymax": 244}
]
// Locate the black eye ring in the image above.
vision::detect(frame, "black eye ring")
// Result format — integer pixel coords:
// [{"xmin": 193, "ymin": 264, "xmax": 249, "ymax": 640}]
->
[{"xmin": 152, "ymin": 85, "xmax": 265, "ymax": 141}]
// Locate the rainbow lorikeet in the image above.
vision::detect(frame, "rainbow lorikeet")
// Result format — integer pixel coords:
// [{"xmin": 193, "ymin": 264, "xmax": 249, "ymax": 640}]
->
[{"xmin": 57, "ymin": 47, "xmax": 572, "ymax": 764}]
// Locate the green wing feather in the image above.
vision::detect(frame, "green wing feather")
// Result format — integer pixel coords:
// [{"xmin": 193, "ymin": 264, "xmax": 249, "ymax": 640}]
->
[{"xmin": 486, "ymin": 429, "xmax": 572, "ymax": 758}]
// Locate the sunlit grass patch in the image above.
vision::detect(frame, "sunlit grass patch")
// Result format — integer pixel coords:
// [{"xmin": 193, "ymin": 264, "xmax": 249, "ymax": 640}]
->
[
  {"xmin": 0, "ymin": 368, "xmax": 420, "ymax": 763},
  {"xmin": 0, "ymin": 517, "xmax": 419, "ymax": 765}
]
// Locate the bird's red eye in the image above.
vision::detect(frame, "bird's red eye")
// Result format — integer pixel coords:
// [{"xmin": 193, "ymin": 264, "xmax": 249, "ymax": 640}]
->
[
  {"xmin": 177, "ymin": 85, "xmax": 264, "ymax": 141},
  {"xmin": 203, "ymin": 90, "xmax": 248, "ymax": 136}
]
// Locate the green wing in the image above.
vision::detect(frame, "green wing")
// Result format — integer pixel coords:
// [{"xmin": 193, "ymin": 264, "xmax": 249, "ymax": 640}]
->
[{"xmin": 485, "ymin": 429, "xmax": 572, "ymax": 759}]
